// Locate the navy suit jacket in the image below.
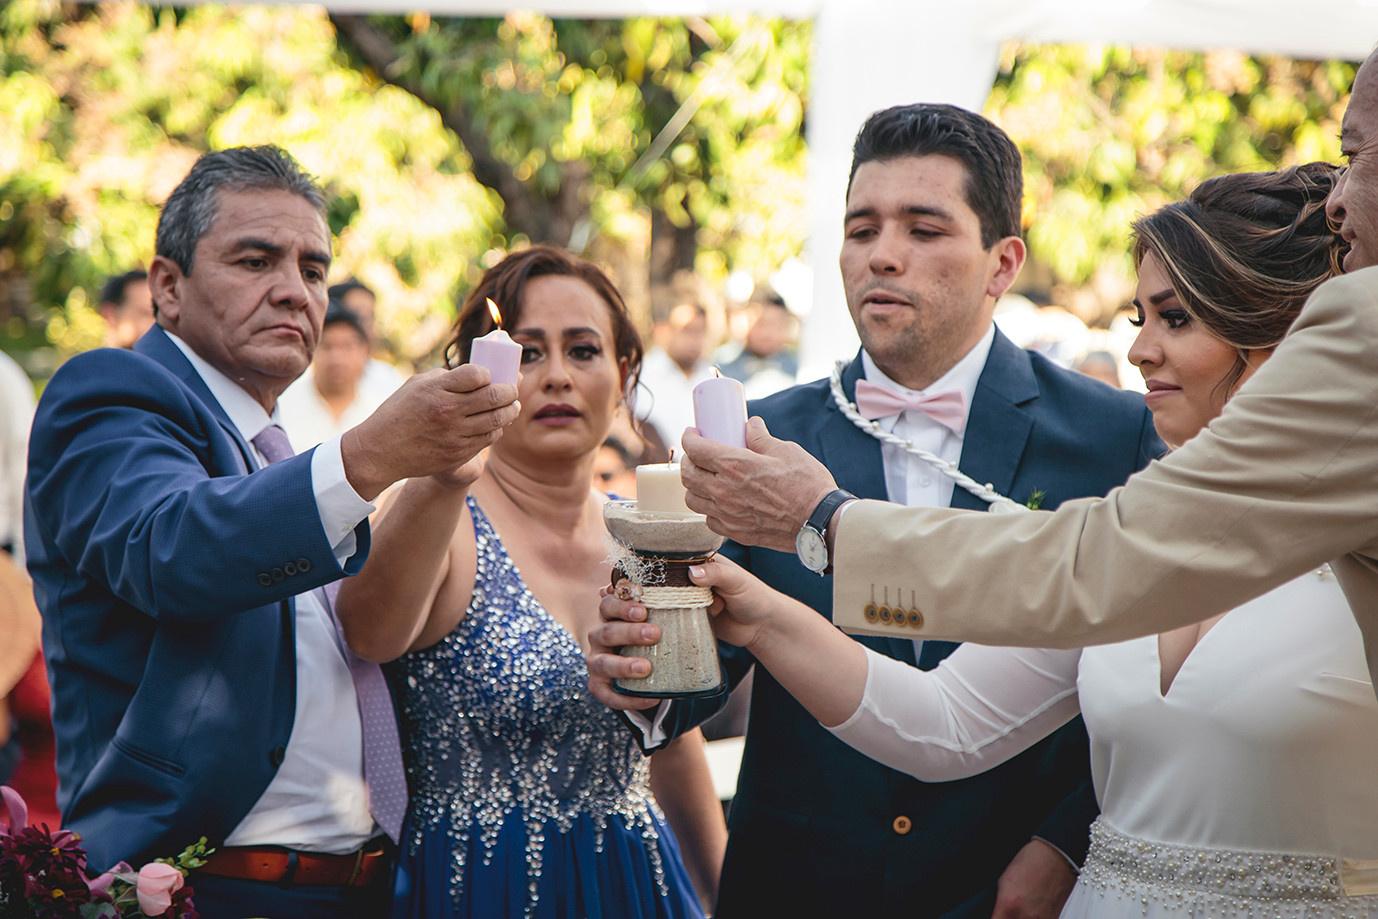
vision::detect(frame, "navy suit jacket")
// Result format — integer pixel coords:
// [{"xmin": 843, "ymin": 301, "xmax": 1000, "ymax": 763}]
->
[
  {"xmin": 646, "ymin": 334, "xmax": 1163, "ymax": 917},
  {"xmin": 23, "ymin": 326, "xmax": 371, "ymax": 871}
]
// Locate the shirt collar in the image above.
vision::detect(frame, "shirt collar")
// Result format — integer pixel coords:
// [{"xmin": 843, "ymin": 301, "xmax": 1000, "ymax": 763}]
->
[
  {"xmin": 164, "ymin": 331, "xmax": 281, "ymax": 443},
  {"xmin": 860, "ymin": 323, "xmax": 995, "ymax": 430}
]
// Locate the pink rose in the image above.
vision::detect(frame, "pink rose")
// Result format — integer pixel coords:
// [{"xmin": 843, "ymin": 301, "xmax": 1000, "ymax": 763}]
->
[{"xmin": 136, "ymin": 862, "xmax": 185, "ymax": 916}]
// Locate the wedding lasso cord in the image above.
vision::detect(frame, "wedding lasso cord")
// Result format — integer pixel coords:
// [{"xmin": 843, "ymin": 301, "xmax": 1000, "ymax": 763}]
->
[{"xmin": 829, "ymin": 361, "xmax": 1028, "ymax": 514}]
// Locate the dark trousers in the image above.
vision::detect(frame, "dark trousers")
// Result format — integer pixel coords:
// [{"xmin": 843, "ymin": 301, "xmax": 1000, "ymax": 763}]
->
[{"xmin": 190, "ymin": 872, "xmax": 391, "ymax": 919}]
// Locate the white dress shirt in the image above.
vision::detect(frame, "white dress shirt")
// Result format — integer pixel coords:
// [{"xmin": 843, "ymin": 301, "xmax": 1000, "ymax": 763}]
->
[
  {"xmin": 165, "ymin": 333, "xmax": 379, "ymax": 853},
  {"xmin": 862, "ymin": 324, "xmax": 993, "ymax": 511},
  {"xmin": 630, "ymin": 326, "xmax": 996, "ymax": 748},
  {"xmin": 278, "ymin": 368, "xmax": 392, "ymax": 454},
  {"xmin": 362, "ymin": 357, "xmax": 407, "ymax": 402},
  {"xmin": 637, "ymin": 348, "xmax": 715, "ymax": 451},
  {"xmin": 0, "ymin": 350, "xmax": 35, "ymax": 561}
]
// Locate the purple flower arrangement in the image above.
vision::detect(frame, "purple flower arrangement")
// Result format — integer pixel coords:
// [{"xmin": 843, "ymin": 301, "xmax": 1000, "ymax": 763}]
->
[{"xmin": 0, "ymin": 787, "xmax": 208, "ymax": 919}]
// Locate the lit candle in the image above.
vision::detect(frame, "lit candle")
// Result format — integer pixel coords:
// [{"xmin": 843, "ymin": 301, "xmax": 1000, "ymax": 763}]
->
[
  {"xmin": 692, "ymin": 370, "xmax": 747, "ymax": 448},
  {"xmin": 469, "ymin": 298, "xmax": 521, "ymax": 387},
  {"xmin": 636, "ymin": 459, "xmax": 692, "ymax": 514}
]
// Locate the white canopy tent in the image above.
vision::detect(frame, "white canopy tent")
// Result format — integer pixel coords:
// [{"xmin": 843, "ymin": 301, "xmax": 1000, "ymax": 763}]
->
[{"xmin": 254, "ymin": 0, "xmax": 1378, "ymax": 377}]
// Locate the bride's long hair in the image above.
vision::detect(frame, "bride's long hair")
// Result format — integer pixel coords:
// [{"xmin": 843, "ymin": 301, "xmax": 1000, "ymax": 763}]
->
[{"xmin": 1131, "ymin": 162, "xmax": 1344, "ymax": 394}]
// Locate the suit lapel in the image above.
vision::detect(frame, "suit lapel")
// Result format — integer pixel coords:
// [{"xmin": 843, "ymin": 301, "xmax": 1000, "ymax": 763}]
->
[
  {"xmin": 814, "ymin": 352, "xmax": 915, "ymax": 665},
  {"xmin": 951, "ymin": 330, "xmax": 1038, "ymax": 512},
  {"xmin": 135, "ymin": 325, "xmax": 258, "ymax": 474},
  {"xmin": 133, "ymin": 326, "xmax": 297, "ymax": 658}
]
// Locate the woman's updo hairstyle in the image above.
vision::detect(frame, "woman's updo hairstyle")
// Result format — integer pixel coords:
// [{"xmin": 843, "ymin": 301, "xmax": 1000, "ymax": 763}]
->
[
  {"xmin": 445, "ymin": 245, "xmax": 644, "ymax": 398},
  {"xmin": 1131, "ymin": 162, "xmax": 1343, "ymax": 391}
]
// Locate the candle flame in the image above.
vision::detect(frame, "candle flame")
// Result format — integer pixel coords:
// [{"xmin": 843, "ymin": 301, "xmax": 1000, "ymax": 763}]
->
[{"xmin": 485, "ymin": 297, "xmax": 504, "ymax": 328}]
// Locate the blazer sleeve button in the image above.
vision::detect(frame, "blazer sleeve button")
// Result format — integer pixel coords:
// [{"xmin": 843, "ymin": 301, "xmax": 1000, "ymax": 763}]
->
[
  {"xmin": 270, "ymin": 567, "xmax": 285, "ymax": 582},
  {"xmin": 892, "ymin": 815, "xmax": 913, "ymax": 835},
  {"xmin": 296, "ymin": 557, "xmax": 312, "ymax": 573},
  {"xmin": 283, "ymin": 561, "xmax": 298, "ymax": 577},
  {"xmin": 257, "ymin": 573, "xmax": 273, "ymax": 588}
]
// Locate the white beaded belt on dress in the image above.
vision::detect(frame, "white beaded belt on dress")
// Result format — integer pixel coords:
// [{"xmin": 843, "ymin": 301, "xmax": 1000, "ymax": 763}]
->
[{"xmin": 1080, "ymin": 818, "xmax": 1375, "ymax": 912}]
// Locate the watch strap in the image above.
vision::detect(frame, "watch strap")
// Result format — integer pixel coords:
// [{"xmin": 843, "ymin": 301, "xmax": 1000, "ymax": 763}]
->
[{"xmin": 806, "ymin": 488, "xmax": 856, "ymax": 536}]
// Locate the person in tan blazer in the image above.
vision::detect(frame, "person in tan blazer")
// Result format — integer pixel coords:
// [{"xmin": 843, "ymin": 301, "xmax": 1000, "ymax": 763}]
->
[{"xmin": 663, "ymin": 51, "xmax": 1378, "ymax": 692}]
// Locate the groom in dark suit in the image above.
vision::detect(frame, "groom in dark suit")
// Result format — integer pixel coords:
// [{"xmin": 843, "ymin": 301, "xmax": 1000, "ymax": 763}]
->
[
  {"xmin": 24, "ymin": 146, "xmax": 519, "ymax": 918},
  {"xmin": 591, "ymin": 104, "xmax": 1164, "ymax": 917}
]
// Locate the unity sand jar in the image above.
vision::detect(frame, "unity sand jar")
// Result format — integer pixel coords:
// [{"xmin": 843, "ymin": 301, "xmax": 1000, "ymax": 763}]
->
[{"xmin": 603, "ymin": 465, "xmax": 726, "ymax": 699}]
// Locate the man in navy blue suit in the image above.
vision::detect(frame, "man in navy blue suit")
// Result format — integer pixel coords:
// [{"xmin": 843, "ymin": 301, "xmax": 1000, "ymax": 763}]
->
[
  {"xmin": 24, "ymin": 146, "xmax": 519, "ymax": 918},
  {"xmin": 591, "ymin": 105, "xmax": 1164, "ymax": 917}
]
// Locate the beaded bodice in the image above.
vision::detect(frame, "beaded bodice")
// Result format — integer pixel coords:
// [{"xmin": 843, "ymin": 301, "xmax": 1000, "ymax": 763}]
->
[{"xmin": 387, "ymin": 497, "xmax": 665, "ymax": 913}]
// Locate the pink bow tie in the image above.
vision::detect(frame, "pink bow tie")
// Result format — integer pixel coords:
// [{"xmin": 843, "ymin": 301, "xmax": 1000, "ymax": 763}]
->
[{"xmin": 854, "ymin": 379, "xmax": 967, "ymax": 434}]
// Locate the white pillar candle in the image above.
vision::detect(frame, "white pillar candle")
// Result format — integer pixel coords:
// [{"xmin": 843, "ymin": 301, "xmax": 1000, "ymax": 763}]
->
[
  {"xmin": 692, "ymin": 373, "xmax": 747, "ymax": 448},
  {"xmin": 636, "ymin": 462, "xmax": 691, "ymax": 514},
  {"xmin": 469, "ymin": 298, "xmax": 521, "ymax": 387}
]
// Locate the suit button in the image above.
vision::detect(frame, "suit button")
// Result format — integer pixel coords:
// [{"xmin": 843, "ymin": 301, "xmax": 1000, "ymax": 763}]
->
[
  {"xmin": 257, "ymin": 573, "xmax": 273, "ymax": 588},
  {"xmin": 283, "ymin": 561, "xmax": 298, "ymax": 577},
  {"xmin": 296, "ymin": 557, "xmax": 312, "ymax": 573},
  {"xmin": 907, "ymin": 609, "xmax": 924, "ymax": 629},
  {"xmin": 271, "ymin": 567, "xmax": 285, "ymax": 582},
  {"xmin": 892, "ymin": 815, "xmax": 912, "ymax": 835},
  {"xmin": 269, "ymin": 746, "xmax": 287, "ymax": 767}
]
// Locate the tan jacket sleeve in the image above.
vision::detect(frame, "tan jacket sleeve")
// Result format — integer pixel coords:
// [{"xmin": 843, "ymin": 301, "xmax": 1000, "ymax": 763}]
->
[{"xmin": 834, "ymin": 267, "xmax": 1378, "ymax": 660}]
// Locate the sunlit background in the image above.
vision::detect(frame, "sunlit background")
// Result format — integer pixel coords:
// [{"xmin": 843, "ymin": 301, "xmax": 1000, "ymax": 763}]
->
[{"xmin": 0, "ymin": 1, "xmax": 1356, "ymax": 391}]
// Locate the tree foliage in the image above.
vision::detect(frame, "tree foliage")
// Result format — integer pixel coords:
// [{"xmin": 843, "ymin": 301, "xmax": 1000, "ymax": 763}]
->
[
  {"xmin": 1, "ymin": 0, "xmax": 502, "ymax": 363},
  {"xmin": 0, "ymin": 4, "xmax": 1359, "ymax": 371},
  {"xmin": 988, "ymin": 44, "xmax": 1355, "ymax": 320},
  {"xmin": 329, "ymin": 12, "xmax": 810, "ymax": 309},
  {"xmin": 0, "ymin": 2, "xmax": 810, "ymax": 370}
]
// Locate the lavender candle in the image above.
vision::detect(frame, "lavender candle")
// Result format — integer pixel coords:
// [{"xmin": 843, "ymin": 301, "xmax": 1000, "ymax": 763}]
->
[{"xmin": 692, "ymin": 371, "xmax": 748, "ymax": 448}]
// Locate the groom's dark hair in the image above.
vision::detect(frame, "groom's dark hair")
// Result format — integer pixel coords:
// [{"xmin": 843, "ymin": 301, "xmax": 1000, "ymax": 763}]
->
[{"xmin": 848, "ymin": 103, "xmax": 1023, "ymax": 249}]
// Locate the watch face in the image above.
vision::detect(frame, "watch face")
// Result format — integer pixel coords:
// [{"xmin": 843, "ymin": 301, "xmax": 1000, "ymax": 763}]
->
[{"xmin": 796, "ymin": 527, "xmax": 829, "ymax": 573}]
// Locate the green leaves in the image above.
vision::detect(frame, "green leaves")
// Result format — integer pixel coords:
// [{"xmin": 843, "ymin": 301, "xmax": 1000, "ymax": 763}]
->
[
  {"xmin": 989, "ymin": 43, "xmax": 1353, "ymax": 321},
  {"xmin": 157, "ymin": 836, "xmax": 213, "ymax": 873},
  {"xmin": 1, "ymin": 11, "xmax": 1353, "ymax": 369}
]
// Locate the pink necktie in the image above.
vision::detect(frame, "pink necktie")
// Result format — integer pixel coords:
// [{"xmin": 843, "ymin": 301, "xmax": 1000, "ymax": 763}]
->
[
  {"xmin": 251, "ymin": 424, "xmax": 408, "ymax": 843},
  {"xmin": 854, "ymin": 379, "xmax": 968, "ymax": 435}
]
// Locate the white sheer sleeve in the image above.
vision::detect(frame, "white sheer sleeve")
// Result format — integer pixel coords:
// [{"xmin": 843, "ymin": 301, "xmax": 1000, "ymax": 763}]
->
[{"xmin": 827, "ymin": 644, "xmax": 1083, "ymax": 781}]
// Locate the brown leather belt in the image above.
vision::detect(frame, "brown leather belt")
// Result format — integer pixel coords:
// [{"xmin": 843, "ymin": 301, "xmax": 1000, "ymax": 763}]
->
[{"xmin": 198, "ymin": 841, "xmax": 391, "ymax": 888}]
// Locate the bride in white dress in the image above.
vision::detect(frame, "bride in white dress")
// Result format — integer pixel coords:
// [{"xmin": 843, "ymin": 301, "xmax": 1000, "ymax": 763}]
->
[{"xmin": 666, "ymin": 164, "xmax": 1378, "ymax": 918}]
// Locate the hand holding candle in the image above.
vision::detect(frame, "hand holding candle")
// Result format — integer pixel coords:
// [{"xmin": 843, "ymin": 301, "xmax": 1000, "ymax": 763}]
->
[{"xmin": 469, "ymin": 298, "xmax": 522, "ymax": 387}]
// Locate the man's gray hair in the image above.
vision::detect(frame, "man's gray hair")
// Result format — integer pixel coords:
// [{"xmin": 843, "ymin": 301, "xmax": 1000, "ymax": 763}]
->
[{"xmin": 155, "ymin": 145, "xmax": 327, "ymax": 274}]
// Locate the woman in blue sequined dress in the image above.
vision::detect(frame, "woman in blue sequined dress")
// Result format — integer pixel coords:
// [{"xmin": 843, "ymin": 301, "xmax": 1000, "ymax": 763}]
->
[{"xmin": 336, "ymin": 247, "xmax": 724, "ymax": 918}]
